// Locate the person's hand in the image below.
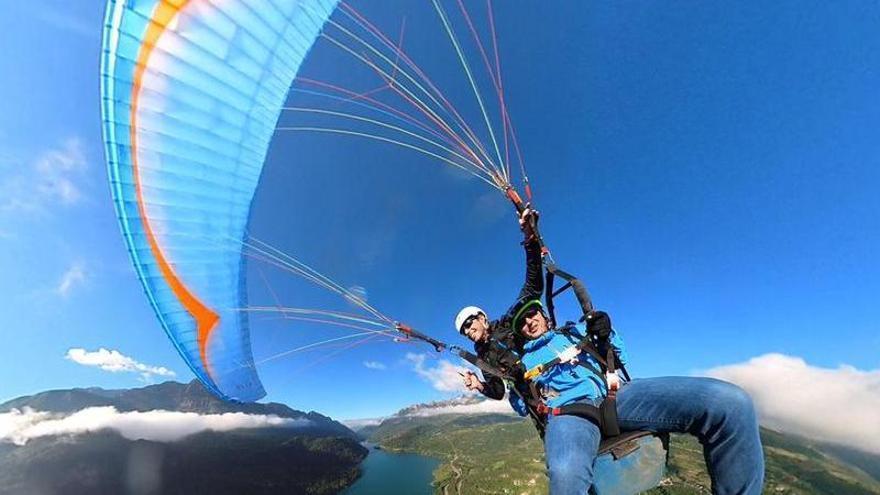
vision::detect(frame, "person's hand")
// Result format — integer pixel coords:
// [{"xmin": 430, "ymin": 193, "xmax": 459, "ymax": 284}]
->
[
  {"xmin": 586, "ymin": 310, "xmax": 612, "ymax": 339},
  {"xmin": 461, "ymin": 371, "xmax": 485, "ymax": 392},
  {"xmin": 558, "ymin": 345, "xmax": 580, "ymax": 366},
  {"xmin": 519, "ymin": 206, "xmax": 539, "ymax": 238},
  {"xmin": 606, "ymin": 371, "xmax": 621, "ymax": 391}
]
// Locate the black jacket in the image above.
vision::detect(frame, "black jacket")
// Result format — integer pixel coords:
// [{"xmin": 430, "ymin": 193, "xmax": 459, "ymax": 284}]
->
[{"xmin": 474, "ymin": 237, "xmax": 543, "ymax": 400}]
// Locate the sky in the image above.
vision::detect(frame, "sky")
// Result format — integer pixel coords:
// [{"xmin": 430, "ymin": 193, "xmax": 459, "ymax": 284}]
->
[{"xmin": 1, "ymin": 1, "xmax": 879, "ymax": 423}]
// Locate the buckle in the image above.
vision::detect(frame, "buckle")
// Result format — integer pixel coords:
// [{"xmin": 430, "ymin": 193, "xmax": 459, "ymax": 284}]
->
[{"xmin": 524, "ymin": 364, "xmax": 544, "ymax": 381}]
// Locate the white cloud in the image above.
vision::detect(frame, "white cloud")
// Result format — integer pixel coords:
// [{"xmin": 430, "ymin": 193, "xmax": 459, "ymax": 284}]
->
[
  {"xmin": 363, "ymin": 360, "xmax": 387, "ymax": 370},
  {"xmin": 0, "ymin": 407, "xmax": 309, "ymax": 446},
  {"xmin": 706, "ymin": 353, "xmax": 880, "ymax": 455},
  {"xmin": 66, "ymin": 348, "xmax": 176, "ymax": 382},
  {"xmin": 0, "ymin": 138, "xmax": 89, "ymax": 215},
  {"xmin": 405, "ymin": 353, "xmax": 472, "ymax": 393},
  {"xmin": 401, "ymin": 398, "xmax": 516, "ymax": 418},
  {"xmin": 346, "ymin": 285, "xmax": 369, "ymax": 305},
  {"xmin": 56, "ymin": 262, "xmax": 87, "ymax": 297},
  {"xmin": 342, "ymin": 417, "xmax": 386, "ymax": 429}
]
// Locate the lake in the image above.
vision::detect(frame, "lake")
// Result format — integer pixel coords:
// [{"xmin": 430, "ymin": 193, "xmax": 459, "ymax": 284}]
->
[{"xmin": 342, "ymin": 444, "xmax": 441, "ymax": 495}]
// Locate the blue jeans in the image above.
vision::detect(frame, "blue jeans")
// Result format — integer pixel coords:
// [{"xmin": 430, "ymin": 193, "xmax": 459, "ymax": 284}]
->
[{"xmin": 543, "ymin": 377, "xmax": 764, "ymax": 495}]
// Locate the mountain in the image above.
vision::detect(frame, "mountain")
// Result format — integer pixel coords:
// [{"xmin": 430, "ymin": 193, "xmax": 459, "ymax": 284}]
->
[
  {"xmin": 342, "ymin": 418, "xmax": 387, "ymax": 441},
  {"xmin": 816, "ymin": 442, "xmax": 880, "ymax": 484},
  {"xmin": 0, "ymin": 381, "xmax": 366, "ymax": 495},
  {"xmin": 366, "ymin": 398, "xmax": 880, "ymax": 495},
  {"xmin": 345, "ymin": 396, "xmax": 518, "ymax": 441}
]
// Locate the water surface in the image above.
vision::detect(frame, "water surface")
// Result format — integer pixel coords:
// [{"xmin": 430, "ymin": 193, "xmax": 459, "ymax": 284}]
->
[{"xmin": 342, "ymin": 444, "xmax": 440, "ymax": 495}]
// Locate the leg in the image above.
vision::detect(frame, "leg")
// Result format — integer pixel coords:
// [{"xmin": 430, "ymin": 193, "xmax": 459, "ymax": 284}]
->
[
  {"xmin": 543, "ymin": 414, "xmax": 601, "ymax": 495},
  {"xmin": 616, "ymin": 377, "xmax": 764, "ymax": 495}
]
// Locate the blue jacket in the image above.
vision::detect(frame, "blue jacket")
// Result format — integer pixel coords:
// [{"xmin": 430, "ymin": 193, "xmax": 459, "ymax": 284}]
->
[{"xmin": 509, "ymin": 322, "xmax": 628, "ymax": 416}]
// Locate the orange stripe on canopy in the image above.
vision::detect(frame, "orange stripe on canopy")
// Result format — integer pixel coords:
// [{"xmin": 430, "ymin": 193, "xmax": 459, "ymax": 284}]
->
[{"xmin": 129, "ymin": 0, "xmax": 220, "ymax": 379}]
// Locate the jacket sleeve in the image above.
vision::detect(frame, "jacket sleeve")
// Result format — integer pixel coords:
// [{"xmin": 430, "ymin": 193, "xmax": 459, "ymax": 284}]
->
[
  {"xmin": 516, "ymin": 237, "xmax": 544, "ymax": 301},
  {"xmin": 479, "ymin": 373, "xmax": 507, "ymax": 400}
]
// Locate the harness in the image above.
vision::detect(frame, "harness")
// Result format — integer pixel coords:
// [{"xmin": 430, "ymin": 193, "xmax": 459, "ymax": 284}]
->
[
  {"xmin": 523, "ymin": 323, "xmax": 625, "ymax": 438},
  {"xmin": 397, "ymin": 296, "xmax": 626, "ymax": 439}
]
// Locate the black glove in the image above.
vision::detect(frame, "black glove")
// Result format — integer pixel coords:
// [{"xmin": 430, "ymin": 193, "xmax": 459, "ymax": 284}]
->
[{"xmin": 586, "ymin": 310, "xmax": 612, "ymax": 339}]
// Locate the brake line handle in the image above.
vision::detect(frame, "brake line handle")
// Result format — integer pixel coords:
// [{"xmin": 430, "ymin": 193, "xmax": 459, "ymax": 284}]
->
[
  {"xmin": 505, "ymin": 186, "xmax": 549, "ymax": 257},
  {"xmin": 505, "ymin": 186, "xmax": 527, "ymax": 214},
  {"xmin": 395, "ymin": 322, "xmax": 445, "ymax": 353},
  {"xmin": 395, "ymin": 322, "xmax": 413, "ymax": 341}
]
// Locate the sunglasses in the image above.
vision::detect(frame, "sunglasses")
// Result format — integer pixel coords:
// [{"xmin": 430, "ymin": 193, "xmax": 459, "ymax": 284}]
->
[
  {"xmin": 462, "ymin": 315, "xmax": 479, "ymax": 332},
  {"xmin": 518, "ymin": 307, "xmax": 544, "ymax": 329}
]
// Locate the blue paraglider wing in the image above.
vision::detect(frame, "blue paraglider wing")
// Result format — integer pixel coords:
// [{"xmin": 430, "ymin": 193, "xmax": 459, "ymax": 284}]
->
[{"xmin": 101, "ymin": 0, "xmax": 339, "ymax": 401}]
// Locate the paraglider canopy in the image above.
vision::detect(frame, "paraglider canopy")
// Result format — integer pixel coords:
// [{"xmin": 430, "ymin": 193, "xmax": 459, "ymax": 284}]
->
[{"xmin": 101, "ymin": 0, "xmax": 340, "ymax": 402}]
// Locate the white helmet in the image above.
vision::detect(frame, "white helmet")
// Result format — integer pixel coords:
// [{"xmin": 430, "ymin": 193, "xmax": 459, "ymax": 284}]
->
[{"xmin": 455, "ymin": 306, "xmax": 485, "ymax": 334}]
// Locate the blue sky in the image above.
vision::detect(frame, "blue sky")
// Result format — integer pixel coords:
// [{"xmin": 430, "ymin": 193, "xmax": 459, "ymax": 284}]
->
[{"xmin": 1, "ymin": 1, "xmax": 878, "ymax": 421}]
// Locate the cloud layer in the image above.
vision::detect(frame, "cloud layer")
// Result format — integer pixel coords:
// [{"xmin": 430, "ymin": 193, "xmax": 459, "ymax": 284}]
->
[
  {"xmin": 0, "ymin": 407, "xmax": 308, "ymax": 446},
  {"xmin": 706, "ymin": 353, "xmax": 880, "ymax": 454},
  {"xmin": 66, "ymin": 348, "xmax": 175, "ymax": 381}
]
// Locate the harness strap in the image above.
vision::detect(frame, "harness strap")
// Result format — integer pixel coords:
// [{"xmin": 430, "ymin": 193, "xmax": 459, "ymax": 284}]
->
[
  {"xmin": 537, "ymin": 402, "xmax": 598, "ymax": 420},
  {"xmin": 523, "ymin": 326, "xmax": 609, "ymax": 383},
  {"xmin": 533, "ymin": 400, "xmax": 620, "ymax": 438},
  {"xmin": 544, "ymin": 269, "xmax": 558, "ymax": 328},
  {"xmin": 601, "ymin": 389, "xmax": 621, "ymax": 437},
  {"xmin": 452, "ymin": 347, "xmax": 515, "ymax": 382},
  {"xmin": 545, "ymin": 262, "xmax": 594, "ymax": 319}
]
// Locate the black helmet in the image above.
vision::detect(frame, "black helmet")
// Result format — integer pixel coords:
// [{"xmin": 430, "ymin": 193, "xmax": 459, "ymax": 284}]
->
[{"xmin": 508, "ymin": 297, "xmax": 544, "ymax": 334}]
